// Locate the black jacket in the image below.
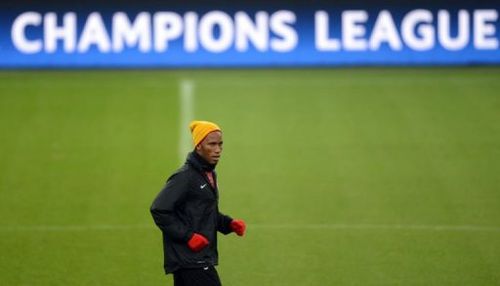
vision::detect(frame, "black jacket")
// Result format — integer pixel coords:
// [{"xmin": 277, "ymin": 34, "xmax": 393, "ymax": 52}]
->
[{"xmin": 150, "ymin": 152, "xmax": 233, "ymax": 274}]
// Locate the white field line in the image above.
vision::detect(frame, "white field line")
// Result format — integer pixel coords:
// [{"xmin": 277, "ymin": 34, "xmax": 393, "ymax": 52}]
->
[
  {"xmin": 251, "ymin": 223, "xmax": 500, "ymax": 233},
  {"xmin": 1, "ymin": 223, "xmax": 499, "ymax": 233},
  {"xmin": 0, "ymin": 224, "xmax": 152, "ymax": 232},
  {"xmin": 179, "ymin": 79, "xmax": 195, "ymax": 164}
]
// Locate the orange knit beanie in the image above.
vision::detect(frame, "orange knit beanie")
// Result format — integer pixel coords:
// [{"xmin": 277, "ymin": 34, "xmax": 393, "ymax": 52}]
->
[{"xmin": 189, "ymin": 120, "xmax": 221, "ymax": 146}]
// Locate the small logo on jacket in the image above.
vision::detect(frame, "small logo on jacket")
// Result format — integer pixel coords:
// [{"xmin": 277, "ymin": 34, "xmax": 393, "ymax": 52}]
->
[{"xmin": 200, "ymin": 184, "xmax": 207, "ymax": 189}]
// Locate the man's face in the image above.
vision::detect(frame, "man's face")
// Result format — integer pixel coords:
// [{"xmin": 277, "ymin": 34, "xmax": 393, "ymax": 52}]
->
[{"xmin": 196, "ymin": 131, "xmax": 223, "ymax": 165}]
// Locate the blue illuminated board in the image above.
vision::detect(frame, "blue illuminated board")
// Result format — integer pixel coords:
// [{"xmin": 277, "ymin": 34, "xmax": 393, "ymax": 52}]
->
[{"xmin": 0, "ymin": 1, "xmax": 498, "ymax": 68}]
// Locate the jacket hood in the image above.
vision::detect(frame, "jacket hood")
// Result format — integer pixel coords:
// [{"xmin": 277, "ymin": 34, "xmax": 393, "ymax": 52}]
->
[{"xmin": 186, "ymin": 151, "xmax": 216, "ymax": 172}]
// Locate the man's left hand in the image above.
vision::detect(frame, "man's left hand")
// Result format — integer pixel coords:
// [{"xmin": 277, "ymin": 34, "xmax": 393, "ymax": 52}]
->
[{"xmin": 230, "ymin": 219, "xmax": 246, "ymax": 236}]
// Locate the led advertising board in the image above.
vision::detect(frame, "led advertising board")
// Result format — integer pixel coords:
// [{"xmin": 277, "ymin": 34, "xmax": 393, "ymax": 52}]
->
[{"xmin": 0, "ymin": 1, "xmax": 498, "ymax": 68}]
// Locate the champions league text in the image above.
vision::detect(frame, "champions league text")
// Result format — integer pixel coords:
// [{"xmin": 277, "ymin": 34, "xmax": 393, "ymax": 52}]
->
[{"xmin": 11, "ymin": 9, "xmax": 498, "ymax": 54}]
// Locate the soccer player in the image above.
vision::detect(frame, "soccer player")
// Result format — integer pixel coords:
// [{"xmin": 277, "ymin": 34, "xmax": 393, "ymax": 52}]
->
[{"xmin": 151, "ymin": 120, "xmax": 246, "ymax": 286}]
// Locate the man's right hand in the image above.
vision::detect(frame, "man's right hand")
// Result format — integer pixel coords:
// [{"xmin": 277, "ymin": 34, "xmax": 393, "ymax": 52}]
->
[{"xmin": 187, "ymin": 233, "xmax": 209, "ymax": 252}]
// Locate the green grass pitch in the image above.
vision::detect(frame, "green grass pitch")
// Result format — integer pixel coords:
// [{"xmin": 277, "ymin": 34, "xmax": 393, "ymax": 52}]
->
[{"xmin": 1, "ymin": 68, "xmax": 500, "ymax": 285}]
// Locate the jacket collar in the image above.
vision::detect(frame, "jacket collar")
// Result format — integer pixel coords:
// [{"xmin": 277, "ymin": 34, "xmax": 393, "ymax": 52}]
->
[{"xmin": 186, "ymin": 151, "xmax": 216, "ymax": 172}]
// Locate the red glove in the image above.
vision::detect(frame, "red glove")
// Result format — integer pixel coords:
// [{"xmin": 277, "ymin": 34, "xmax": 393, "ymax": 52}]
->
[
  {"xmin": 187, "ymin": 233, "xmax": 209, "ymax": 252},
  {"xmin": 230, "ymin": 219, "xmax": 246, "ymax": 236}
]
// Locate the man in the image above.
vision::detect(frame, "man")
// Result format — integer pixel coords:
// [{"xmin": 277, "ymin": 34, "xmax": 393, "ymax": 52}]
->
[{"xmin": 151, "ymin": 120, "xmax": 246, "ymax": 286}]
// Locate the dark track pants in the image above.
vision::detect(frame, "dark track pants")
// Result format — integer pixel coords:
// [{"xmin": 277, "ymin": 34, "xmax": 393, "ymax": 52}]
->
[{"xmin": 173, "ymin": 266, "xmax": 222, "ymax": 286}]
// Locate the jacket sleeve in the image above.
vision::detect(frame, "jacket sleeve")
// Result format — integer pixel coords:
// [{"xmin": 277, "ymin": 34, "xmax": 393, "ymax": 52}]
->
[
  {"xmin": 217, "ymin": 211, "xmax": 233, "ymax": 235},
  {"xmin": 150, "ymin": 172, "xmax": 193, "ymax": 242}
]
